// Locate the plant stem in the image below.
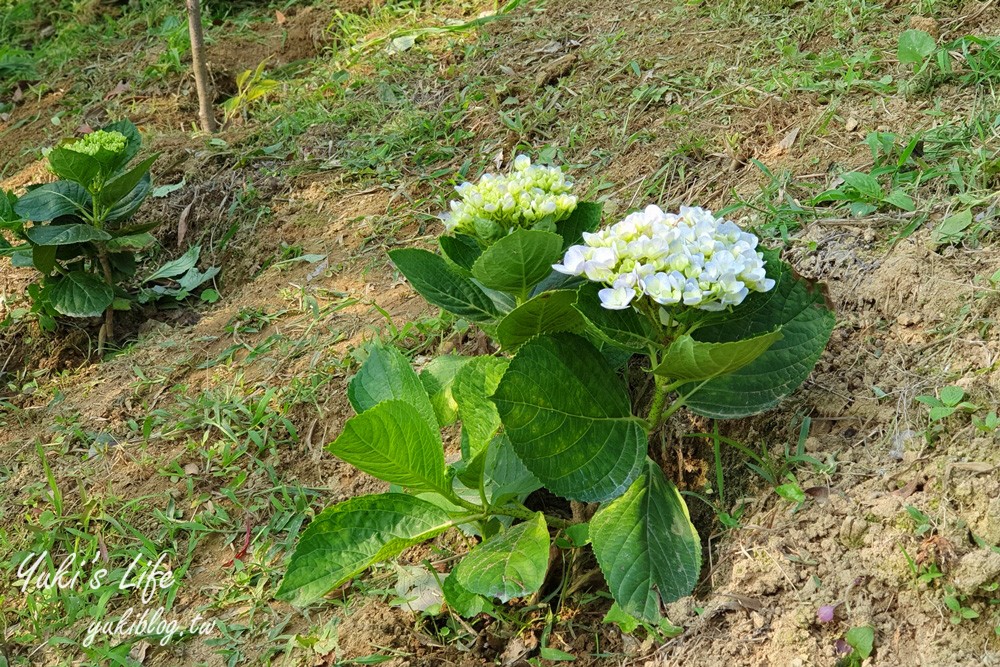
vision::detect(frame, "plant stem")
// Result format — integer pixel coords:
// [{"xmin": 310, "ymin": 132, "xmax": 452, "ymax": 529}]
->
[
  {"xmin": 647, "ymin": 373, "xmax": 674, "ymax": 431},
  {"xmin": 711, "ymin": 420, "xmax": 725, "ymax": 507},
  {"xmin": 498, "ymin": 503, "xmax": 572, "ymax": 530},
  {"xmin": 97, "ymin": 246, "xmax": 114, "ymax": 354},
  {"xmin": 447, "ymin": 491, "xmax": 573, "ymax": 530}
]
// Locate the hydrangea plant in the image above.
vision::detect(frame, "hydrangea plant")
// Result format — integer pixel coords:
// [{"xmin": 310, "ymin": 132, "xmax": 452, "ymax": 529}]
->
[
  {"xmin": 0, "ymin": 120, "xmax": 158, "ymax": 347},
  {"xmin": 278, "ymin": 159, "xmax": 835, "ymax": 627}
]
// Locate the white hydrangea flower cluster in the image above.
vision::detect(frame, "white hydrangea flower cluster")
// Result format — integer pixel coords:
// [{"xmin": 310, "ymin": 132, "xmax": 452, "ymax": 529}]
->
[
  {"xmin": 553, "ymin": 205, "xmax": 775, "ymax": 312},
  {"xmin": 441, "ymin": 155, "xmax": 578, "ymax": 240}
]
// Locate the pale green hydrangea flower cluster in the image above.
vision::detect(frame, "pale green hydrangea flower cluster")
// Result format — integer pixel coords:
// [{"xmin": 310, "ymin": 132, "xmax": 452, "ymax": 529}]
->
[
  {"xmin": 553, "ymin": 205, "xmax": 775, "ymax": 312},
  {"xmin": 64, "ymin": 130, "xmax": 128, "ymax": 157},
  {"xmin": 441, "ymin": 155, "xmax": 577, "ymax": 240}
]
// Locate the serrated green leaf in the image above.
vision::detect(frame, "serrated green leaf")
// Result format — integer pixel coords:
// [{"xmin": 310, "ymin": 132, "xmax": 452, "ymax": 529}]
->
[
  {"xmin": 539, "ymin": 648, "xmax": 576, "ymax": 661},
  {"xmin": 574, "ymin": 282, "xmax": 660, "ymax": 352},
  {"xmin": 98, "ymin": 153, "xmax": 159, "ymax": 208},
  {"xmin": 471, "ymin": 229, "xmax": 563, "ymax": 296},
  {"xmin": 442, "ymin": 570, "xmax": 492, "ymax": 617},
  {"xmin": 653, "ymin": 329, "xmax": 782, "ymax": 381},
  {"xmin": 327, "ymin": 400, "xmax": 449, "ymax": 494},
  {"xmin": 49, "ymin": 271, "xmax": 113, "ymax": 317},
  {"xmin": 483, "ymin": 433, "xmax": 541, "ymax": 504},
  {"xmin": 883, "ymin": 189, "xmax": 914, "ymax": 212},
  {"xmin": 276, "ymin": 493, "xmax": 453, "ymax": 606},
  {"xmin": 389, "ymin": 248, "xmax": 500, "ymax": 322},
  {"xmin": 929, "ymin": 405, "xmax": 957, "ymax": 421},
  {"xmin": 25, "ymin": 223, "xmax": 111, "ymax": 246},
  {"xmin": 106, "ymin": 171, "xmax": 151, "ymax": 222},
  {"xmin": 348, "ymin": 345, "xmax": 438, "ymax": 432},
  {"xmin": 453, "ymin": 357, "xmax": 509, "ymax": 461},
  {"xmin": 420, "ymin": 355, "xmax": 471, "ymax": 428},
  {"xmin": 555, "ymin": 201, "xmax": 602, "ymax": 249},
  {"xmin": 898, "ymin": 29, "xmax": 936, "ymax": 65},
  {"xmin": 455, "ymin": 513, "xmax": 549, "ymax": 602},
  {"xmin": 14, "ymin": 181, "xmax": 91, "ymax": 221},
  {"xmin": 439, "ymin": 233, "xmax": 481, "ymax": 272},
  {"xmin": 679, "ymin": 254, "xmax": 834, "ymax": 418},
  {"xmin": 590, "ymin": 460, "xmax": 701, "ymax": 622},
  {"xmin": 496, "ymin": 289, "xmax": 585, "ymax": 349},
  {"xmin": 493, "ymin": 333, "xmax": 647, "ymax": 502},
  {"xmin": 844, "ymin": 626, "xmax": 874, "ymax": 658}
]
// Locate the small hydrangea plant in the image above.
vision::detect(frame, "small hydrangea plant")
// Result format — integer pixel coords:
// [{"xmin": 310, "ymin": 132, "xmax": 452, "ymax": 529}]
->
[{"xmin": 0, "ymin": 120, "xmax": 158, "ymax": 348}]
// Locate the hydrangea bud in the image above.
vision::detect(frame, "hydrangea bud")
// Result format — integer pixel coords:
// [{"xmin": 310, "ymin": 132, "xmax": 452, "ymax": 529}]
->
[
  {"xmin": 64, "ymin": 130, "xmax": 128, "ymax": 157},
  {"xmin": 441, "ymin": 155, "xmax": 578, "ymax": 239}
]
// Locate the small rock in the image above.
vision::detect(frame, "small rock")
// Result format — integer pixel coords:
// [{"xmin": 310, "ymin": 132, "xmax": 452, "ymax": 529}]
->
[
  {"xmin": 839, "ymin": 516, "xmax": 869, "ymax": 546},
  {"xmin": 951, "ymin": 549, "xmax": 1000, "ymax": 594},
  {"xmin": 909, "ymin": 16, "xmax": 940, "ymax": 39},
  {"xmin": 183, "ymin": 462, "xmax": 200, "ymax": 475},
  {"xmin": 845, "ymin": 117, "xmax": 860, "ymax": 132}
]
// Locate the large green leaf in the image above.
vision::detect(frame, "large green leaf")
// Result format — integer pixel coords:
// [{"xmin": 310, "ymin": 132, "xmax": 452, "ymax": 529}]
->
[
  {"xmin": 590, "ymin": 459, "xmax": 701, "ymax": 622},
  {"xmin": 14, "ymin": 182, "xmax": 91, "ymax": 221},
  {"xmin": 348, "ymin": 345, "xmax": 438, "ymax": 432},
  {"xmin": 106, "ymin": 171, "xmax": 151, "ymax": 222},
  {"xmin": 276, "ymin": 493, "xmax": 453, "ymax": 606},
  {"xmin": 420, "ymin": 355, "xmax": 471, "ymax": 428},
  {"xmin": 652, "ymin": 329, "xmax": 782, "ymax": 381},
  {"xmin": 492, "ymin": 333, "xmax": 647, "ymax": 502},
  {"xmin": 31, "ymin": 244, "xmax": 56, "ymax": 274},
  {"xmin": 471, "ymin": 229, "xmax": 563, "ymax": 296},
  {"xmin": 555, "ymin": 201, "xmax": 602, "ymax": 249},
  {"xmin": 47, "ymin": 148, "xmax": 101, "ymax": 189},
  {"xmin": 453, "ymin": 357, "xmax": 509, "ymax": 461},
  {"xmin": 483, "ymin": 433, "xmax": 542, "ymax": 504},
  {"xmin": 455, "ymin": 513, "xmax": 549, "ymax": 602},
  {"xmin": 680, "ymin": 254, "xmax": 835, "ymax": 418},
  {"xmin": 443, "ymin": 570, "xmax": 492, "ymax": 617},
  {"xmin": 496, "ymin": 290, "xmax": 585, "ymax": 349},
  {"xmin": 98, "ymin": 153, "xmax": 159, "ymax": 207},
  {"xmin": 574, "ymin": 283, "xmax": 661, "ymax": 352},
  {"xmin": 439, "ymin": 233, "xmax": 481, "ymax": 272},
  {"xmin": 327, "ymin": 400, "xmax": 449, "ymax": 495},
  {"xmin": 24, "ymin": 223, "xmax": 111, "ymax": 246},
  {"xmin": 49, "ymin": 271, "xmax": 113, "ymax": 317},
  {"xmin": 389, "ymin": 248, "xmax": 500, "ymax": 322}
]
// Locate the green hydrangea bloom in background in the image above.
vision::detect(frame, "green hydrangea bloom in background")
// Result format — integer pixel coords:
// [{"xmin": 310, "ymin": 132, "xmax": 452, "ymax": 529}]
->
[
  {"xmin": 442, "ymin": 154, "xmax": 578, "ymax": 242},
  {"xmin": 64, "ymin": 130, "xmax": 128, "ymax": 157}
]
